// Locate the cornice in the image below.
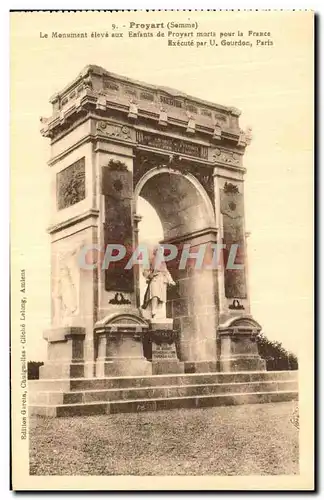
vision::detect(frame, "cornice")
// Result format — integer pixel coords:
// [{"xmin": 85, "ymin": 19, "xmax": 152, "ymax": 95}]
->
[
  {"xmin": 41, "ymin": 65, "xmax": 252, "ymax": 149},
  {"xmin": 47, "ymin": 209, "xmax": 99, "ymax": 234}
]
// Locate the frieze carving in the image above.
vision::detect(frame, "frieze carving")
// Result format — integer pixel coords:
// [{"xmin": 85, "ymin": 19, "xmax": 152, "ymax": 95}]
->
[
  {"xmin": 136, "ymin": 130, "xmax": 208, "ymax": 160},
  {"xmin": 57, "ymin": 158, "xmax": 86, "ymax": 210},
  {"xmin": 103, "ymin": 78, "xmax": 119, "ymax": 91},
  {"xmin": 212, "ymin": 148, "xmax": 241, "ymax": 167},
  {"xmin": 160, "ymin": 95, "xmax": 183, "ymax": 108},
  {"xmin": 96, "ymin": 121, "xmax": 132, "ymax": 141},
  {"xmin": 140, "ymin": 91, "xmax": 154, "ymax": 101},
  {"xmin": 215, "ymin": 113, "xmax": 227, "ymax": 123},
  {"xmin": 124, "ymin": 87, "xmax": 137, "ymax": 97},
  {"xmin": 186, "ymin": 104, "xmax": 198, "ymax": 114},
  {"xmin": 201, "ymin": 108, "xmax": 212, "ymax": 117}
]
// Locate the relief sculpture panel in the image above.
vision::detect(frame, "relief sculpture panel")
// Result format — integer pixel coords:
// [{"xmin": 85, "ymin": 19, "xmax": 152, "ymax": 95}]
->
[
  {"xmin": 52, "ymin": 248, "xmax": 80, "ymax": 325},
  {"xmin": 56, "ymin": 158, "xmax": 86, "ymax": 210}
]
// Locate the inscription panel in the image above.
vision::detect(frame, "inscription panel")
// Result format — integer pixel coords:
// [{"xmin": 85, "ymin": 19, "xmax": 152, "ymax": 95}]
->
[
  {"xmin": 152, "ymin": 342, "xmax": 178, "ymax": 360},
  {"xmin": 136, "ymin": 130, "xmax": 208, "ymax": 160}
]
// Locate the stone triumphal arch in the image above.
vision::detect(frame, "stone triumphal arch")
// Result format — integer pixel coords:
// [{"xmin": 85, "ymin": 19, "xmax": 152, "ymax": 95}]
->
[{"xmin": 29, "ymin": 65, "xmax": 298, "ymax": 417}]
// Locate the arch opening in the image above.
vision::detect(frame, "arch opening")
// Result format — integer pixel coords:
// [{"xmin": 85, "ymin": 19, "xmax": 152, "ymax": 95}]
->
[{"xmin": 135, "ymin": 167, "xmax": 218, "ymax": 363}]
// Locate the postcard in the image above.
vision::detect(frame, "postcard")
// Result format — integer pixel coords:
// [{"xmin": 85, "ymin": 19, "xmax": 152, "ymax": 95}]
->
[{"xmin": 10, "ymin": 10, "xmax": 314, "ymax": 490}]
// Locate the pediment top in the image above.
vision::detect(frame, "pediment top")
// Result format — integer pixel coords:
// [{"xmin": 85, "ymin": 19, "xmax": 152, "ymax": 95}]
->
[
  {"xmin": 95, "ymin": 312, "xmax": 149, "ymax": 329},
  {"xmin": 218, "ymin": 315, "xmax": 262, "ymax": 331}
]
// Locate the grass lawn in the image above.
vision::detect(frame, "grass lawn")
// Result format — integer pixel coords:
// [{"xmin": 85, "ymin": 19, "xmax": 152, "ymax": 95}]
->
[{"xmin": 29, "ymin": 401, "xmax": 299, "ymax": 476}]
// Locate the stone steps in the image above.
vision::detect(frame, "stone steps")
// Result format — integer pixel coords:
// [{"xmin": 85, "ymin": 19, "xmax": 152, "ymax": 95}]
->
[
  {"xmin": 29, "ymin": 379, "xmax": 297, "ymax": 405},
  {"xmin": 30, "ymin": 389, "xmax": 298, "ymax": 417},
  {"xmin": 29, "ymin": 370, "xmax": 298, "ymax": 417},
  {"xmin": 29, "ymin": 369, "xmax": 298, "ymax": 392}
]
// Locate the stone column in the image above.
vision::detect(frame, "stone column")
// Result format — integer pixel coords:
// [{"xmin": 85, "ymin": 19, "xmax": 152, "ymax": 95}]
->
[
  {"xmin": 94, "ymin": 122, "xmax": 138, "ymax": 318},
  {"xmin": 133, "ymin": 214, "xmax": 142, "ymax": 309},
  {"xmin": 167, "ymin": 231, "xmax": 219, "ymax": 373}
]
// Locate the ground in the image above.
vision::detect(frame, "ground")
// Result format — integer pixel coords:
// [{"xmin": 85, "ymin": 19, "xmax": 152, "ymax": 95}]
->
[{"xmin": 29, "ymin": 401, "xmax": 299, "ymax": 476}]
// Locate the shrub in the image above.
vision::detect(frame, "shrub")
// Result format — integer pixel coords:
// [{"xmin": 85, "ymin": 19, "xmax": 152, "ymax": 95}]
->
[
  {"xmin": 28, "ymin": 361, "xmax": 44, "ymax": 380},
  {"xmin": 256, "ymin": 333, "xmax": 298, "ymax": 371}
]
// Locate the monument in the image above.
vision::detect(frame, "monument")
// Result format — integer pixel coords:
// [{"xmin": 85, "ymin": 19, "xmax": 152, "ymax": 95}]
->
[{"xmin": 29, "ymin": 65, "xmax": 298, "ymax": 416}]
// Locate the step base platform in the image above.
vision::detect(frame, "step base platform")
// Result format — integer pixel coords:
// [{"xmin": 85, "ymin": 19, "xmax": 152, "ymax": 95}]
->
[{"xmin": 29, "ymin": 370, "xmax": 298, "ymax": 417}]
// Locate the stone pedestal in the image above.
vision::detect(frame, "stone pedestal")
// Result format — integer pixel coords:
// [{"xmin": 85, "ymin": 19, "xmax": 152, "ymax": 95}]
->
[
  {"xmin": 218, "ymin": 316, "xmax": 266, "ymax": 372},
  {"xmin": 94, "ymin": 312, "xmax": 151, "ymax": 377},
  {"xmin": 39, "ymin": 327, "xmax": 86, "ymax": 379},
  {"xmin": 150, "ymin": 319, "xmax": 184, "ymax": 375}
]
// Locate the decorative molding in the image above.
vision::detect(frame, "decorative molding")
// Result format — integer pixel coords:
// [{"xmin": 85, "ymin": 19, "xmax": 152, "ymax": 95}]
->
[
  {"xmin": 42, "ymin": 66, "xmax": 245, "ymax": 145},
  {"xmin": 212, "ymin": 148, "xmax": 241, "ymax": 166},
  {"xmin": 48, "ymin": 209, "xmax": 99, "ymax": 234},
  {"xmin": 161, "ymin": 226, "xmax": 217, "ymax": 246},
  {"xmin": 96, "ymin": 121, "xmax": 132, "ymax": 141},
  {"xmin": 43, "ymin": 326, "xmax": 86, "ymax": 343},
  {"xmin": 94, "ymin": 312, "xmax": 149, "ymax": 335}
]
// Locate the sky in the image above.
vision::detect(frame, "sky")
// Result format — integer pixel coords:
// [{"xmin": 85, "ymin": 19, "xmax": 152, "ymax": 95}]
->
[{"xmin": 11, "ymin": 11, "xmax": 313, "ymax": 360}]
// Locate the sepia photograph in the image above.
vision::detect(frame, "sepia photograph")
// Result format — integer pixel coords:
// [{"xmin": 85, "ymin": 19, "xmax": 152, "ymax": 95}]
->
[{"xmin": 10, "ymin": 9, "xmax": 314, "ymax": 490}]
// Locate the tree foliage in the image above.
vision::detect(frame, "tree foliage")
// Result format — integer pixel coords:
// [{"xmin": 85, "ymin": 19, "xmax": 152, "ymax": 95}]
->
[
  {"xmin": 28, "ymin": 361, "xmax": 44, "ymax": 380},
  {"xmin": 256, "ymin": 333, "xmax": 298, "ymax": 370}
]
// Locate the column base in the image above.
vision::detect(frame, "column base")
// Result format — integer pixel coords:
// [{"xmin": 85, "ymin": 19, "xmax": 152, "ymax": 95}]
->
[{"xmin": 40, "ymin": 327, "xmax": 86, "ymax": 379}]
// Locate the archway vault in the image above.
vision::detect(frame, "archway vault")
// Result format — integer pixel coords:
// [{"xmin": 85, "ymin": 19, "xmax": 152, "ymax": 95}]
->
[
  {"xmin": 134, "ymin": 166, "xmax": 215, "ymax": 242},
  {"xmin": 134, "ymin": 163, "xmax": 219, "ymax": 363}
]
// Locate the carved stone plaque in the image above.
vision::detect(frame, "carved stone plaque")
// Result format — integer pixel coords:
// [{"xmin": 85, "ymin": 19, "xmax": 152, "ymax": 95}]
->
[
  {"xmin": 136, "ymin": 130, "xmax": 208, "ymax": 159},
  {"xmin": 220, "ymin": 184, "xmax": 247, "ymax": 299},
  {"xmin": 102, "ymin": 162, "xmax": 134, "ymax": 293},
  {"xmin": 57, "ymin": 158, "xmax": 85, "ymax": 210},
  {"xmin": 152, "ymin": 342, "xmax": 178, "ymax": 360}
]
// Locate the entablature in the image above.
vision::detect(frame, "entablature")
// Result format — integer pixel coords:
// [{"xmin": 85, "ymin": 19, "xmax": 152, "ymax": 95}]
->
[{"xmin": 41, "ymin": 65, "xmax": 252, "ymax": 151}]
